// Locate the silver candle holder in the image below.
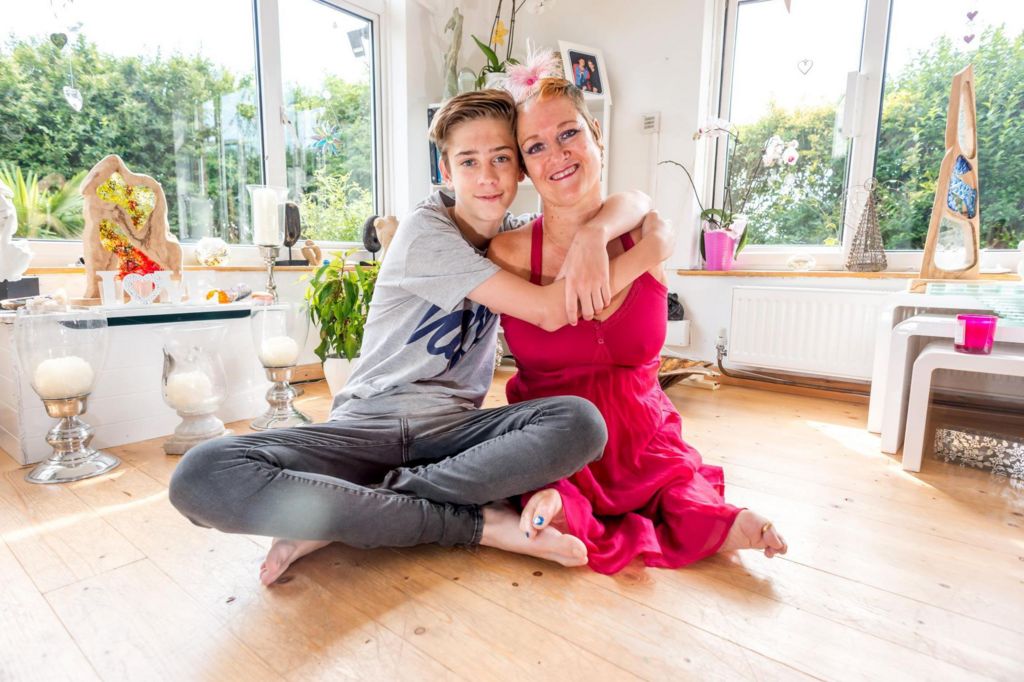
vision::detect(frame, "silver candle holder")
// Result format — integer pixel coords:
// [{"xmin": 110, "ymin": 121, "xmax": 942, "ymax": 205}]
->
[
  {"xmin": 250, "ymin": 301, "xmax": 311, "ymax": 430},
  {"xmin": 15, "ymin": 306, "xmax": 119, "ymax": 484},
  {"xmin": 259, "ymin": 245, "xmax": 281, "ymax": 302}
]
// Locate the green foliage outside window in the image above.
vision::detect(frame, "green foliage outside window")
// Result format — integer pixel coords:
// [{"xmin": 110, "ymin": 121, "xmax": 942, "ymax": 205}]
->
[
  {"xmin": 1, "ymin": 35, "xmax": 374, "ymax": 243},
  {"xmin": 729, "ymin": 26, "xmax": 1023, "ymax": 249}
]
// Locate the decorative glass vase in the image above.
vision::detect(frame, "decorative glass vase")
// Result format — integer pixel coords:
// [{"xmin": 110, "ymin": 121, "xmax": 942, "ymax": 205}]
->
[
  {"xmin": 161, "ymin": 323, "xmax": 230, "ymax": 454},
  {"xmin": 250, "ymin": 301, "xmax": 311, "ymax": 429},
  {"xmin": 15, "ymin": 305, "xmax": 119, "ymax": 484}
]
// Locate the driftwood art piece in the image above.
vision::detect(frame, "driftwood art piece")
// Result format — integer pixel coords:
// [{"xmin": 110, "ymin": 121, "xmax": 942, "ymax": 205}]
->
[
  {"xmin": 80, "ymin": 155, "xmax": 182, "ymax": 299},
  {"xmin": 914, "ymin": 64, "xmax": 981, "ymax": 290}
]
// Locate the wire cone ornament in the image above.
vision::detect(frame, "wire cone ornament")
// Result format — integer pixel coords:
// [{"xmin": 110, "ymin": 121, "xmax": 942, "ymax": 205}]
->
[{"xmin": 846, "ymin": 178, "xmax": 887, "ymax": 272}]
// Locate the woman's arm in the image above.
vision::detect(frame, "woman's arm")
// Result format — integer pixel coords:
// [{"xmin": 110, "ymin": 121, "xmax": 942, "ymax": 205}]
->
[{"xmin": 474, "ymin": 211, "xmax": 672, "ymax": 332}]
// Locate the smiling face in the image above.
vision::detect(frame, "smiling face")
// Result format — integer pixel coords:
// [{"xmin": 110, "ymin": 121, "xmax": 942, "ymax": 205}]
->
[
  {"xmin": 440, "ymin": 117, "xmax": 523, "ymax": 236},
  {"xmin": 516, "ymin": 93, "xmax": 603, "ymax": 209}
]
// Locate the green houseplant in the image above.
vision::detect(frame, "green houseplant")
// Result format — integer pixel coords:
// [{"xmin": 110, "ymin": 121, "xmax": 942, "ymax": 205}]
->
[{"xmin": 306, "ymin": 249, "xmax": 380, "ymax": 393}]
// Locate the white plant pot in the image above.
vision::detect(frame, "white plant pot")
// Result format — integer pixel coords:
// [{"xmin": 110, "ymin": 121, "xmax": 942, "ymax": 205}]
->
[{"xmin": 323, "ymin": 357, "xmax": 358, "ymax": 396}]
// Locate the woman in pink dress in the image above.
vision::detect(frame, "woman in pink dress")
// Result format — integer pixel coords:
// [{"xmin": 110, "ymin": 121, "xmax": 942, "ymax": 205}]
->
[{"xmin": 488, "ymin": 78, "xmax": 788, "ymax": 574}]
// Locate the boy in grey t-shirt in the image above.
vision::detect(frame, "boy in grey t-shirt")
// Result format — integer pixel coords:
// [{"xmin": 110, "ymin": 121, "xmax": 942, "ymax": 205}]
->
[{"xmin": 170, "ymin": 90, "xmax": 673, "ymax": 585}]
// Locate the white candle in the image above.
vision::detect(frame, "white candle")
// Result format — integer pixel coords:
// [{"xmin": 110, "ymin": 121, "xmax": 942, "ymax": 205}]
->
[
  {"xmin": 260, "ymin": 336, "xmax": 300, "ymax": 367},
  {"xmin": 252, "ymin": 188, "xmax": 283, "ymax": 246},
  {"xmin": 165, "ymin": 370, "xmax": 215, "ymax": 413},
  {"xmin": 33, "ymin": 356, "xmax": 95, "ymax": 399}
]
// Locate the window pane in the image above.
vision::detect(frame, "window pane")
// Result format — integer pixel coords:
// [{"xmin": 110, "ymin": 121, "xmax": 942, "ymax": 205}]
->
[
  {"xmin": 280, "ymin": 1, "xmax": 376, "ymax": 244},
  {"xmin": 875, "ymin": 2, "xmax": 1024, "ymax": 249},
  {"xmin": 0, "ymin": 0, "xmax": 261, "ymax": 243},
  {"xmin": 726, "ymin": 0, "xmax": 866, "ymax": 246}
]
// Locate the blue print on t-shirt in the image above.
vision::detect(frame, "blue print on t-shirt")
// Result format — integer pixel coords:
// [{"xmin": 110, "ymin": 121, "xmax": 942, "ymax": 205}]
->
[{"xmin": 407, "ymin": 304, "xmax": 496, "ymax": 369}]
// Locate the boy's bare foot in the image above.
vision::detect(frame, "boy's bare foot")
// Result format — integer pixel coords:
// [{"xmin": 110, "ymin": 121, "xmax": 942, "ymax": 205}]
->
[
  {"xmin": 520, "ymin": 488, "xmax": 569, "ymax": 538},
  {"xmin": 481, "ymin": 504, "xmax": 587, "ymax": 567},
  {"xmin": 720, "ymin": 510, "xmax": 788, "ymax": 558},
  {"xmin": 259, "ymin": 538, "xmax": 332, "ymax": 585}
]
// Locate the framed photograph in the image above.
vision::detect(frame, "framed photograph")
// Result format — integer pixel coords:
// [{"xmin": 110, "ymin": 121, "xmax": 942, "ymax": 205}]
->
[{"xmin": 558, "ymin": 41, "xmax": 610, "ymax": 103}]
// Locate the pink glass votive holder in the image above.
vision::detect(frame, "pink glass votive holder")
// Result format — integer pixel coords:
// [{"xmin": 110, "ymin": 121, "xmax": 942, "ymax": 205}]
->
[{"xmin": 954, "ymin": 314, "xmax": 997, "ymax": 354}]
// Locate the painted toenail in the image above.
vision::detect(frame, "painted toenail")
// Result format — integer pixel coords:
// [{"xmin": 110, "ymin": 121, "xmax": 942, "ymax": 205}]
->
[{"xmin": 534, "ymin": 515, "xmax": 544, "ymax": 526}]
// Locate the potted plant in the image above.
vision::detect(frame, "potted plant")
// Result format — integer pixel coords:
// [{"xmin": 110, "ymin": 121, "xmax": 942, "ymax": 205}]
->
[
  {"xmin": 472, "ymin": 1, "xmax": 556, "ymax": 88},
  {"xmin": 306, "ymin": 249, "xmax": 380, "ymax": 395},
  {"xmin": 660, "ymin": 119, "xmax": 800, "ymax": 270}
]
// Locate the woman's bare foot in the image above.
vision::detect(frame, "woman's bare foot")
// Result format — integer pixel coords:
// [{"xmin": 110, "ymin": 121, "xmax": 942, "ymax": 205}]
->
[
  {"xmin": 259, "ymin": 538, "xmax": 332, "ymax": 586},
  {"xmin": 519, "ymin": 488, "xmax": 569, "ymax": 538},
  {"xmin": 720, "ymin": 510, "xmax": 788, "ymax": 558},
  {"xmin": 481, "ymin": 504, "xmax": 588, "ymax": 567}
]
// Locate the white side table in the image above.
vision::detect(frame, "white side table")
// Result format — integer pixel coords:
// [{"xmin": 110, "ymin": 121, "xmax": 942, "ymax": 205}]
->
[
  {"xmin": 879, "ymin": 314, "xmax": 1024, "ymax": 454},
  {"xmin": 868, "ymin": 293, "xmax": 993, "ymax": 433},
  {"xmin": 902, "ymin": 340, "xmax": 1024, "ymax": 471}
]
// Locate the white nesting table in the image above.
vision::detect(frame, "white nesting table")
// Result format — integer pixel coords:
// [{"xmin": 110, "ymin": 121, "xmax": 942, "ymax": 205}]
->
[
  {"xmin": 877, "ymin": 313, "xmax": 1024, "ymax": 455},
  {"xmin": 902, "ymin": 340, "xmax": 1024, "ymax": 471},
  {"xmin": 867, "ymin": 292, "xmax": 995, "ymax": 434}
]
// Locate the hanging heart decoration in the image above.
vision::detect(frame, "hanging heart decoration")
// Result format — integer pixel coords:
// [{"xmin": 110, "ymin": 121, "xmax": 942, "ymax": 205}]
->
[
  {"xmin": 62, "ymin": 86, "xmax": 83, "ymax": 112},
  {"xmin": 797, "ymin": 59, "xmax": 814, "ymax": 75},
  {"xmin": 963, "ymin": 34, "xmax": 975, "ymax": 44},
  {"xmin": 49, "ymin": 32, "xmax": 68, "ymax": 49},
  {"xmin": 966, "ymin": 11, "xmax": 978, "ymax": 22}
]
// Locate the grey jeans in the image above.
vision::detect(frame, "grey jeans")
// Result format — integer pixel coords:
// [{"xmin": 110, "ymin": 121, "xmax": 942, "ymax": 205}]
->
[{"xmin": 168, "ymin": 396, "xmax": 606, "ymax": 549}]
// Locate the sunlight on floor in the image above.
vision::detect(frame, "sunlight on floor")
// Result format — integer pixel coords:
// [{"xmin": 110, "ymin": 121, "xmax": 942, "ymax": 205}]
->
[{"xmin": 3, "ymin": 489, "xmax": 167, "ymax": 543}]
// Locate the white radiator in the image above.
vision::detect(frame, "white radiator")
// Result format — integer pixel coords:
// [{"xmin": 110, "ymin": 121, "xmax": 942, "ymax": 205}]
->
[{"xmin": 728, "ymin": 287, "xmax": 891, "ymax": 380}]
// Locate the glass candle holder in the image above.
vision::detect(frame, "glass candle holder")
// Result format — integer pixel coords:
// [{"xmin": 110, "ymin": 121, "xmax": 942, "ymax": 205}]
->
[
  {"xmin": 161, "ymin": 323, "xmax": 231, "ymax": 454},
  {"xmin": 250, "ymin": 300, "xmax": 311, "ymax": 429},
  {"xmin": 15, "ymin": 305, "xmax": 119, "ymax": 484},
  {"xmin": 955, "ymin": 313, "xmax": 998, "ymax": 354}
]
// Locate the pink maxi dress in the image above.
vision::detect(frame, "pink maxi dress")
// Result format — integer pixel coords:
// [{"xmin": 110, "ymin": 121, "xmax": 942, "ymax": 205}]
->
[{"xmin": 501, "ymin": 218, "xmax": 742, "ymax": 574}]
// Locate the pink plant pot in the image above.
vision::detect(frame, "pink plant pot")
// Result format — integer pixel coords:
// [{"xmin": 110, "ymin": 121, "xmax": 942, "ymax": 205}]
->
[{"xmin": 704, "ymin": 230, "xmax": 737, "ymax": 271}]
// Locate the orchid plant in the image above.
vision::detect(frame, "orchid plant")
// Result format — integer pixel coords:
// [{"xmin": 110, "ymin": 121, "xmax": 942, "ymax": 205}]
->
[
  {"xmin": 473, "ymin": 0, "xmax": 556, "ymax": 88},
  {"xmin": 660, "ymin": 118, "xmax": 800, "ymax": 259}
]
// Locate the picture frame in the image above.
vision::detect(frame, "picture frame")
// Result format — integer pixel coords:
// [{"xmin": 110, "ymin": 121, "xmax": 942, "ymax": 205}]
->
[{"xmin": 558, "ymin": 41, "xmax": 610, "ymax": 103}]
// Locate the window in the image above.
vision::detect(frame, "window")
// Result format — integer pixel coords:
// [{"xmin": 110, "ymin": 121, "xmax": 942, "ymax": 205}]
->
[
  {"xmin": 280, "ymin": 1, "xmax": 377, "ymax": 243},
  {"xmin": 720, "ymin": 0, "xmax": 1024, "ymax": 255},
  {"xmin": 0, "ymin": 0, "xmax": 379, "ymax": 246}
]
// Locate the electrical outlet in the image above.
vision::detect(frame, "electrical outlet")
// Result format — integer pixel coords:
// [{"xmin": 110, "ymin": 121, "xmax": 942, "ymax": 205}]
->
[{"xmin": 640, "ymin": 112, "xmax": 660, "ymax": 134}]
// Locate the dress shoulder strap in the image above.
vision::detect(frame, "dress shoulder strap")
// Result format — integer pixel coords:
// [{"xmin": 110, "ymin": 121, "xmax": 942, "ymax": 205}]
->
[
  {"xmin": 530, "ymin": 216, "xmax": 544, "ymax": 285},
  {"xmin": 619, "ymin": 230, "xmax": 636, "ymax": 251}
]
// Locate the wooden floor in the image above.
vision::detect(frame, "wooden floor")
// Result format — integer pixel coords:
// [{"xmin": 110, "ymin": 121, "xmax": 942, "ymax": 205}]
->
[{"xmin": 1, "ymin": 371, "xmax": 1022, "ymax": 681}]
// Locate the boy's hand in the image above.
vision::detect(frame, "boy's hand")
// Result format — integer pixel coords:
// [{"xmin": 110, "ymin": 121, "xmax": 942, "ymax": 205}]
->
[
  {"xmin": 641, "ymin": 210, "xmax": 675, "ymax": 260},
  {"xmin": 558, "ymin": 226, "xmax": 611, "ymax": 323}
]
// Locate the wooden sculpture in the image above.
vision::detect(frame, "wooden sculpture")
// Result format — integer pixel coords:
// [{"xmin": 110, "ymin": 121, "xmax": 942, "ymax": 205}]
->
[
  {"xmin": 913, "ymin": 64, "xmax": 981, "ymax": 290},
  {"xmin": 80, "ymin": 155, "xmax": 182, "ymax": 299}
]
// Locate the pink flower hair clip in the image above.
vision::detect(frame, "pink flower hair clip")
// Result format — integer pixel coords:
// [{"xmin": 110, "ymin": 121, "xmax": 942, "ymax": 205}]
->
[{"xmin": 504, "ymin": 41, "xmax": 561, "ymax": 103}]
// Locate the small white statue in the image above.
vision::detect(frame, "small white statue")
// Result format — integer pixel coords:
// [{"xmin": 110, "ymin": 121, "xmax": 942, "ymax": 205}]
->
[{"xmin": 0, "ymin": 180, "xmax": 32, "ymax": 282}]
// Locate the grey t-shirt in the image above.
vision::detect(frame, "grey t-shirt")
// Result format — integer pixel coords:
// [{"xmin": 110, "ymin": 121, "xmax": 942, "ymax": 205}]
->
[{"xmin": 330, "ymin": 191, "xmax": 533, "ymax": 418}]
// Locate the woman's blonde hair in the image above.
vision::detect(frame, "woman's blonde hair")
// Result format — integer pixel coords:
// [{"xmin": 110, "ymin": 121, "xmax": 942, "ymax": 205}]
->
[{"xmin": 517, "ymin": 77, "xmax": 603, "ymax": 150}]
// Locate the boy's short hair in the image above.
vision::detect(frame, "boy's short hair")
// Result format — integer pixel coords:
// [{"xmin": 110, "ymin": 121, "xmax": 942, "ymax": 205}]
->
[{"xmin": 429, "ymin": 90, "xmax": 517, "ymax": 164}]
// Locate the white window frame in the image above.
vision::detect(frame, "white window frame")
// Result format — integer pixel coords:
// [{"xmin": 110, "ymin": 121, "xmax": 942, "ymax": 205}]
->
[
  {"xmin": 25, "ymin": 0, "xmax": 387, "ymax": 268},
  {"xmin": 715, "ymin": 0, "xmax": 1022, "ymax": 273}
]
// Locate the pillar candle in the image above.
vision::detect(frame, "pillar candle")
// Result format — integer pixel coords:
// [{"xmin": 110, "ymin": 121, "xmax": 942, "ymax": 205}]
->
[
  {"xmin": 252, "ymin": 188, "xmax": 283, "ymax": 246},
  {"xmin": 33, "ymin": 356, "xmax": 95, "ymax": 399},
  {"xmin": 165, "ymin": 370, "xmax": 215, "ymax": 413},
  {"xmin": 260, "ymin": 336, "xmax": 300, "ymax": 367}
]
